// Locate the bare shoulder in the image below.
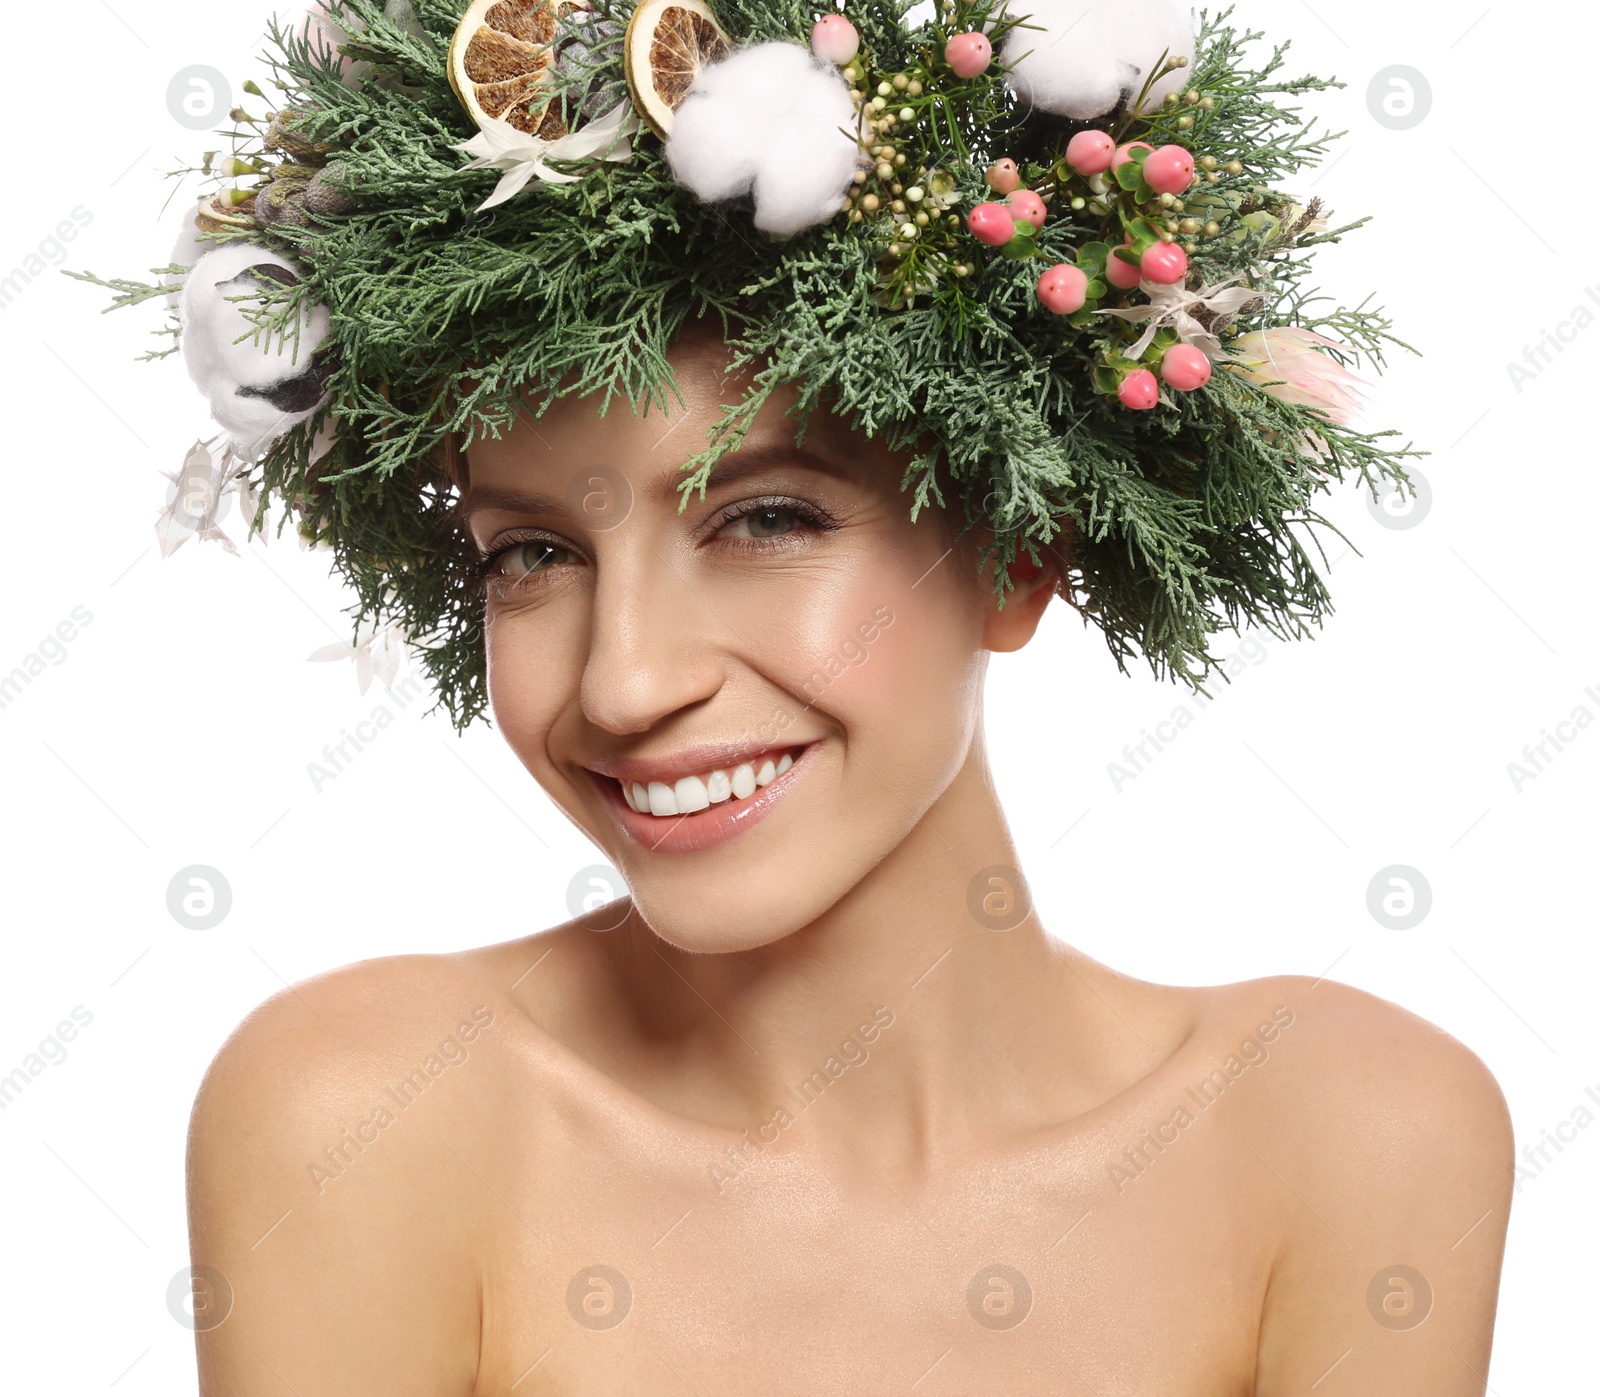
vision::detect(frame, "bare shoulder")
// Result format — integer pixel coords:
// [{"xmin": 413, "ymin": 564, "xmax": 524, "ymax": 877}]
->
[
  {"xmin": 1196, "ymin": 973, "xmax": 1513, "ymax": 1161},
  {"xmin": 1189, "ymin": 975, "xmax": 1513, "ymax": 1393},
  {"xmin": 186, "ymin": 947, "xmax": 539, "ymax": 1397}
]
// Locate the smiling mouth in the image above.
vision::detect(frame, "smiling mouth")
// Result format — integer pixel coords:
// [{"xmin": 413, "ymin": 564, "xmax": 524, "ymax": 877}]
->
[{"xmin": 613, "ymin": 745, "xmax": 811, "ymax": 817}]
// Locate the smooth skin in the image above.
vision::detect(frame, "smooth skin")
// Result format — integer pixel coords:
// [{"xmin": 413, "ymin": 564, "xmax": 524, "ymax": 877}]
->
[{"xmin": 188, "ymin": 318, "xmax": 1513, "ymax": 1395}]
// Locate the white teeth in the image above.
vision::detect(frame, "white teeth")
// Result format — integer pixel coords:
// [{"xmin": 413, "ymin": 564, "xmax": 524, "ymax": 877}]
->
[
  {"xmin": 674, "ymin": 774, "xmax": 710, "ymax": 813},
  {"xmin": 621, "ymin": 748, "xmax": 803, "ymax": 816}
]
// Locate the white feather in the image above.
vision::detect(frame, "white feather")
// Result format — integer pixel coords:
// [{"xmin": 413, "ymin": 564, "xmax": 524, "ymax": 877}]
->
[
  {"xmin": 998, "ymin": 0, "xmax": 1196, "ymax": 120},
  {"xmin": 664, "ymin": 41, "xmax": 865, "ymax": 238},
  {"xmin": 178, "ymin": 243, "xmax": 332, "ymax": 454}
]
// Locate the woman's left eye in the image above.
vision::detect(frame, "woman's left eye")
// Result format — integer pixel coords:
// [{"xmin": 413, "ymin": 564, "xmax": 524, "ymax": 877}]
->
[{"xmin": 719, "ymin": 506, "xmax": 806, "ymax": 540}]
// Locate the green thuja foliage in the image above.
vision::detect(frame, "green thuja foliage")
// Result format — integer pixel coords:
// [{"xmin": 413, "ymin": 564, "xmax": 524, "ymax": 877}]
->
[{"xmin": 74, "ymin": 0, "xmax": 1421, "ymax": 730}]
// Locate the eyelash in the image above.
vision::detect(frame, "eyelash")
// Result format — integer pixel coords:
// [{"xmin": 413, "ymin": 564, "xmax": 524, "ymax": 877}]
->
[{"xmin": 471, "ymin": 496, "xmax": 842, "ymax": 599}]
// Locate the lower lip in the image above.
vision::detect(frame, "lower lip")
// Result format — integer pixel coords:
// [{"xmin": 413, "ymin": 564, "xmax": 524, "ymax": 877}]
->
[{"xmin": 590, "ymin": 743, "xmax": 821, "ymax": 855}]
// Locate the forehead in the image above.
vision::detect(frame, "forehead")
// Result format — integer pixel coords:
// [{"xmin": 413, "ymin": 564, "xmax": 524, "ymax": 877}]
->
[{"xmin": 460, "ymin": 323, "xmax": 898, "ymax": 505}]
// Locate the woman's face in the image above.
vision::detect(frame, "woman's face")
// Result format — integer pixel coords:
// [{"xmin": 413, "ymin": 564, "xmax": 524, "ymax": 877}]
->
[{"xmin": 462, "ymin": 319, "xmax": 1056, "ymax": 953}]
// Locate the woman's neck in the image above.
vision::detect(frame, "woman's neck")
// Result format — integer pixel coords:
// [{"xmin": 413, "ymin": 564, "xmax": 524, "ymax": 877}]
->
[{"xmin": 590, "ymin": 739, "xmax": 1181, "ymax": 1174}]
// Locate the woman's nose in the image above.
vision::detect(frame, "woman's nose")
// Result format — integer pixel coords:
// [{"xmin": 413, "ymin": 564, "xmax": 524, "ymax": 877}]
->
[{"xmin": 578, "ymin": 537, "xmax": 728, "ymax": 736}]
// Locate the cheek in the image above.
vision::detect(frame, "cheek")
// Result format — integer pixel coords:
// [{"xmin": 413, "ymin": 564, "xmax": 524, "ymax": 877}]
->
[
  {"xmin": 769, "ymin": 542, "xmax": 987, "ymax": 765},
  {"xmin": 484, "ymin": 603, "xmax": 576, "ymax": 759}
]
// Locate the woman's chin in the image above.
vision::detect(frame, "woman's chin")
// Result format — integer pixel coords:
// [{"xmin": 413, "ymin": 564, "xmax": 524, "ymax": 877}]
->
[{"xmin": 625, "ymin": 887, "xmax": 832, "ymax": 956}]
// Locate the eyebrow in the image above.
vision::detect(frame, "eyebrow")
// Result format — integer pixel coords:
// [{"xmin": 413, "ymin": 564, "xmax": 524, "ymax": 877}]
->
[{"xmin": 459, "ymin": 441, "xmax": 858, "ymax": 521}]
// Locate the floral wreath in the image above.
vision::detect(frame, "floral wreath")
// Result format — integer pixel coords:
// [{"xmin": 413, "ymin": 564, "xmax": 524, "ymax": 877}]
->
[{"xmin": 77, "ymin": 0, "xmax": 1420, "ymax": 729}]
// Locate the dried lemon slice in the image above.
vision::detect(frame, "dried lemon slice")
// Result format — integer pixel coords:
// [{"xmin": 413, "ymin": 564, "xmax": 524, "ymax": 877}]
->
[
  {"xmin": 623, "ymin": 0, "xmax": 732, "ymax": 140},
  {"xmin": 448, "ymin": 0, "xmax": 589, "ymax": 139}
]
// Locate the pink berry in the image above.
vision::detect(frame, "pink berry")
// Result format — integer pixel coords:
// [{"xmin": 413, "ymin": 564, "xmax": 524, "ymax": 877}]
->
[
  {"xmin": 945, "ymin": 31, "xmax": 992, "ymax": 78},
  {"xmin": 1112, "ymin": 141, "xmax": 1154, "ymax": 171},
  {"xmin": 1118, "ymin": 369, "xmax": 1160, "ymax": 410},
  {"xmin": 1140, "ymin": 242, "xmax": 1188, "ymax": 285},
  {"xmin": 810, "ymin": 14, "xmax": 860, "ymax": 65},
  {"xmin": 967, "ymin": 201, "xmax": 1015, "ymax": 246},
  {"xmin": 985, "ymin": 159, "xmax": 1019, "ymax": 195},
  {"xmin": 1005, "ymin": 189, "xmax": 1046, "ymax": 229},
  {"xmin": 1065, "ymin": 130, "xmax": 1116, "ymax": 176},
  {"xmin": 1037, "ymin": 264, "xmax": 1089, "ymax": 315},
  {"xmin": 1143, "ymin": 145, "xmax": 1195, "ymax": 196},
  {"xmin": 1161, "ymin": 344, "xmax": 1212, "ymax": 391},
  {"xmin": 1104, "ymin": 243, "xmax": 1143, "ymax": 289}
]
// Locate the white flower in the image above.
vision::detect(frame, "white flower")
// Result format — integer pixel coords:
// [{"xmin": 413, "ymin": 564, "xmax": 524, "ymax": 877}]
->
[
  {"xmin": 308, "ymin": 622, "xmax": 415, "ymax": 695},
  {"xmin": 155, "ymin": 437, "xmax": 254, "ymax": 558},
  {"xmin": 455, "ymin": 98, "xmax": 640, "ymax": 209},
  {"xmin": 1097, "ymin": 275, "xmax": 1262, "ymax": 360}
]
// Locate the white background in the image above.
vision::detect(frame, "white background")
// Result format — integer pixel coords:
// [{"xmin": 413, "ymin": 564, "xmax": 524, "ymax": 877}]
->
[{"xmin": 0, "ymin": 0, "xmax": 1591, "ymax": 1389}]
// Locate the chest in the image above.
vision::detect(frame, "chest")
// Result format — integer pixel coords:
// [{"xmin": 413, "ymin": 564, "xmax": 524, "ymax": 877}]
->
[{"xmin": 470, "ymin": 1105, "xmax": 1267, "ymax": 1396}]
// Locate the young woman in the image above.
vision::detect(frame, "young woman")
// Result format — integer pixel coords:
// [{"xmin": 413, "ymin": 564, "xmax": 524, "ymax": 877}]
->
[
  {"xmin": 187, "ymin": 316, "xmax": 1511, "ymax": 1394},
  {"xmin": 84, "ymin": 0, "xmax": 1511, "ymax": 1389}
]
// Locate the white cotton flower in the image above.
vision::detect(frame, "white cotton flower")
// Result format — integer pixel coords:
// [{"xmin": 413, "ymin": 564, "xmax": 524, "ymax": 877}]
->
[
  {"xmin": 178, "ymin": 242, "xmax": 332, "ymax": 456},
  {"xmin": 998, "ymin": 0, "xmax": 1196, "ymax": 120},
  {"xmin": 664, "ymin": 41, "xmax": 865, "ymax": 238}
]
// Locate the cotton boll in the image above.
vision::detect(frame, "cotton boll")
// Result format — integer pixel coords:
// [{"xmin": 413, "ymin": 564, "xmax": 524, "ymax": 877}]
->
[
  {"xmin": 164, "ymin": 200, "xmax": 213, "ymax": 307},
  {"xmin": 665, "ymin": 41, "xmax": 863, "ymax": 239},
  {"xmin": 999, "ymin": 0, "xmax": 1195, "ymax": 120},
  {"xmin": 179, "ymin": 242, "xmax": 332, "ymax": 453}
]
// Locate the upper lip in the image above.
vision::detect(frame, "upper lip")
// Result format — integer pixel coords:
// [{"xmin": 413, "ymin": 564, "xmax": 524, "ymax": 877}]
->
[{"xmin": 582, "ymin": 740, "xmax": 814, "ymax": 787}]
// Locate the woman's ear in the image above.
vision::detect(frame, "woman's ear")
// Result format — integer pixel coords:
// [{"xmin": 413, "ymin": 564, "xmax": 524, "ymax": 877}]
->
[{"xmin": 983, "ymin": 551, "xmax": 1061, "ymax": 654}]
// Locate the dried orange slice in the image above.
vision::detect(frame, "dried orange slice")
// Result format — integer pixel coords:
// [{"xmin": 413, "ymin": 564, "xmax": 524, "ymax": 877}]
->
[
  {"xmin": 448, "ymin": 0, "xmax": 589, "ymax": 138},
  {"xmin": 623, "ymin": 0, "xmax": 732, "ymax": 140}
]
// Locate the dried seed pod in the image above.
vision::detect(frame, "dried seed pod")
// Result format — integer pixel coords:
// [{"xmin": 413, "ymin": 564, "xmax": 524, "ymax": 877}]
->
[
  {"xmin": 264, "ymin": 109, "xmax": 331, "ymax": 164},
  {"xmin": 303, "ymin": 165, "xmax": 358, "ymax": 217},
  {"xmin": 254, "ymin": 179, "xmax": 313, "ymax": 228}
]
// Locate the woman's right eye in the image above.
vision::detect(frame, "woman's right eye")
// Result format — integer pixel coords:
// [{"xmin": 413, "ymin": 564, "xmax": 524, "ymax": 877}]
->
[{"xmin": 494, "ymin": 540, "xmax": 576, "ymax": 580}]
